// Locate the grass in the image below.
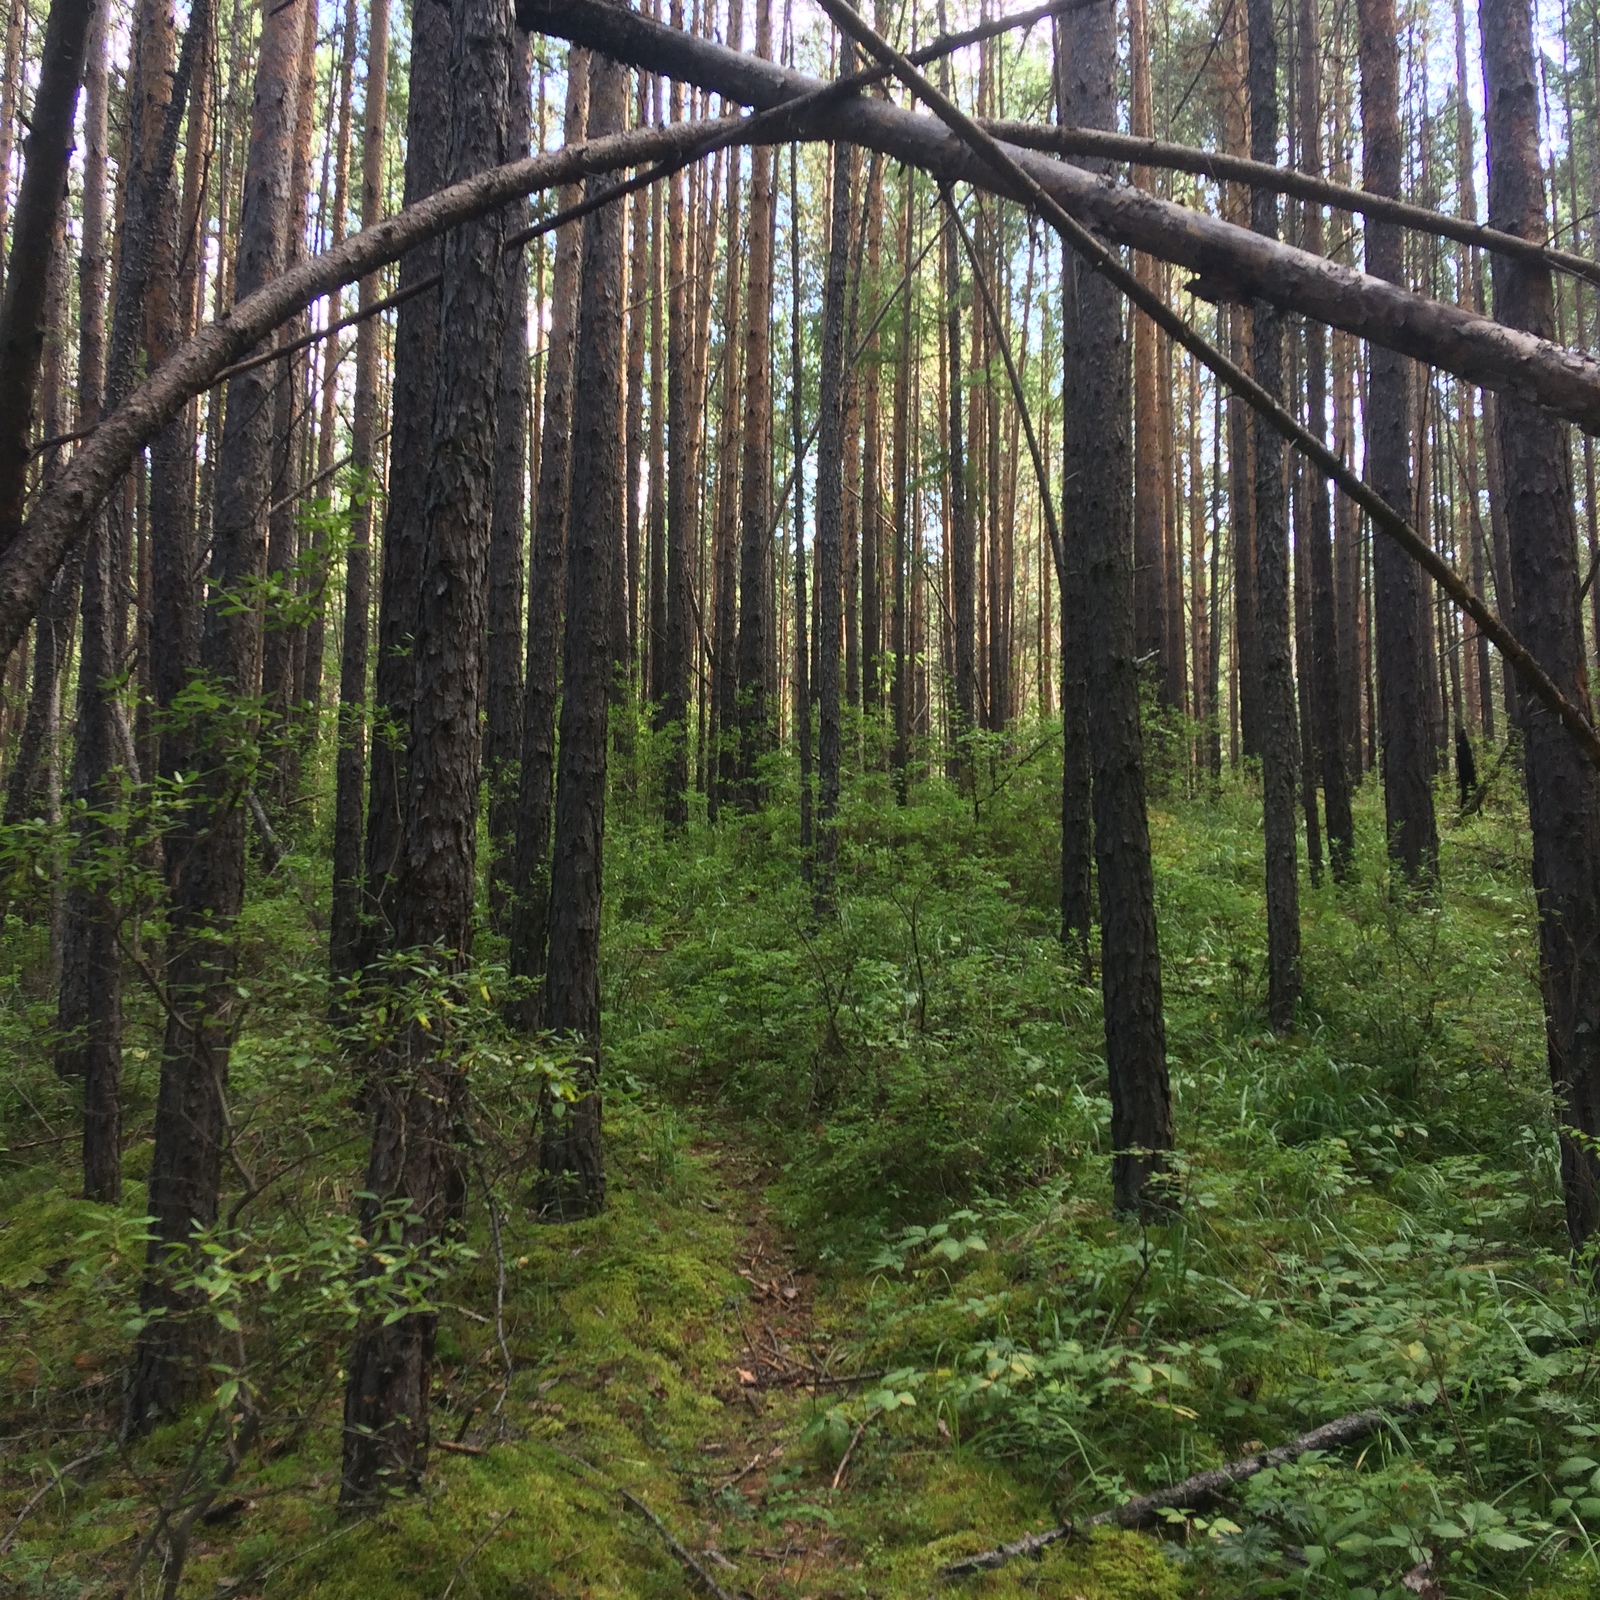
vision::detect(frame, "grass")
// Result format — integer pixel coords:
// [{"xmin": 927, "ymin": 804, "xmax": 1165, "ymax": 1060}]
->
[{"xmin": 3, "ymin": 730, "xmax": 1598, "ymax": 1596}]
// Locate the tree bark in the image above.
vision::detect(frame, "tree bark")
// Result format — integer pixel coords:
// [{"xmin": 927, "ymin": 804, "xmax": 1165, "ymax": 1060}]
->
[
  {"xmin": 329, "ymin": 0, "xmax": 389, "ymax": 990},
  {"xmin": 1358, "ymin": 0, "xmax": 1439, "ymax": 880},
  {"xmin": 815, "ymin": 27, "xmax": 856, "ymax": 893},
  {"xmin": 511, "ymin": 48, "xmax": 588, "ymax": 1006},
  {"xmin": 486, "ymin": 28, "xmax": 532, "ymax": 929},
  {"xmin": 130, "ymin": 0, "xmax": 304, "ymax": 1429},
  {"xmin": 1248, "ymin": 0, "xmax": 1301, "ymax": 1029},
  {"xmin": 359, "ymin": 0, "xmax": 453, "ymax": 975},
  {"xmin": 1481, "ymin": 0, "xmax": 1600, "ymax": 1246},
  {"xmin": 342, "ymin": 0, "xmax": 513, "ymax": 1498},
  {"xmin": 0, "ymin": 0, "xmax": 93, "ymax": 563},
  {"xmin": 539, "ymin": 45, "xmax": 626, "ymax": 1221},
  {"xmin": 1058, "ymin": 0, "xmax": 1172, "ymax": 1209},
  {"xmin": 734, "ymin": 0, "xmax": 774, "ymax": 808}
]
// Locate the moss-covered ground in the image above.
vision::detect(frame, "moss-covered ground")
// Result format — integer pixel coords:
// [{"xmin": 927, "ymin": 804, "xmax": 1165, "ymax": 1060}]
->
[{"xmin": 5, "ymin": 742, "xmax": 1600, "ymax": 1597}]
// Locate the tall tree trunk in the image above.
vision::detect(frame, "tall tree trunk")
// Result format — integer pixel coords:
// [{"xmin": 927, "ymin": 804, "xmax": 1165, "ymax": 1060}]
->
[
  {"xmin": 130, "ymin": 0, "xmax": 303, "ymax": 1428},
  {"xmin": 486, "ymin": 28, "xmax": 532, "ymax": 929},
  {"xmin": 509, "ymin": 48, "xmax": 587, "ymax": 1012},
  {"xmin": 1481, "ymin": 0, "xmax": 1600, "ymax": 1247},
  {"xmin": 815, "ymin": 21, "xmax": 856, "ymax": 894},
  {"xmin": 342, "ymin": 0, "xmax": 512, "ymax": 1498},
  {"xmin": 943, "ymin": 186, "xmax": 973, "ymax": 783},
  {"xmin": 1297, "ymin": 0, "xmax": 1353, "ymax": 876},
  {"xmin": 860, "ymin": 145, "xmax": 884, "ymax": 719},
  {"xmin": 658, "ymin": 13, "xmax": 692, "ymax": 829},
  {"xmin": 891, "ymin": 166, "xmax": 913, "ymax": 800},
  {"xmin": 791, "ymin": 139, "xmax": 813, "ymax": 869},
  {"xmin": 1061, "ymin": 0, "xmax": 1172, "ymax": 1209},
  {"xmin": 0, "ymin": 0, "xmax": 93, "ymax": 563},
  {"xmin": 734, "ymin": 0, "xmax": 774, "ymax": 808},
  {"xmin": 1358, "ymin": 0, "xmax": 1439, "ymax": 880},
  {"xmin": 359, "ymin": 0, "xmax": 455, "ymax": 972},
  {"xmin": 539, "ymin": 46, "xmax": 626, "ymax": 1220},
  {"xmin": 329, "ymin": 0, "xmax": 389, "ymax": 989}
]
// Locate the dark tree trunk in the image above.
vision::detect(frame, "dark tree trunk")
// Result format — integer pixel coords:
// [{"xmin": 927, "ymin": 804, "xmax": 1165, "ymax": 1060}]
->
[
  {"xmin": 1052, "ymin": 28, "xmax": 1093, "ymax": 969},
  {"xmin": 329, "ymin": 0, "xmax": 389, "ymax": 990},
  {"xmin": 943, "ymin": 177, "xmax": 974, "ymax": 782},
  {"xmin": 358, "ymin": 0, "xmax": 453, "ymax": 974},
  {"xmin": 890, "ymin": 166, "xmax": 913, "ymax": 800},
  {"xmin": 342, "ymin": 0, "xmax": 513, "ymax": 1498},
  {"xmin": 1358, "ymin": 0, "xmax": 1439, "ymax": 881},
  {"xmin": 1480, "ymin": 0, "xmax": 1600, "ymax": 1247},
  {"xmin": 1060, "ymin": 0, "xmax": 1172, "ymax": 1212},
  {"xmin": 791, "ymin": 140, "xmax": 813, "ymax": 868},
  {"xmin": 658, "ymin": 22, "xmax": 692, "ymax": 832},
  {"xmin": 0, "ymin": 0, "xmax": 93, "ymax": 563},
  {"xmin": 511, "ymin": 48, "xmax": 588, "ymax": 1006},
  {"xmin": 129, "ymin": 0, "xmax": 303, "ymax": 1429},
  {"xmin": 539, "ymin": 46, "xmax": 626, "ymax": 1220},
  {"xmin": 1248, "ymin": 0, "xmax": 1301, "ymax": 1029},
  {"xmin": 734, "ymin": 0, "xmax": 774, "ymax": 809},
  {"xmin": 859, "ymin": 156, "xmax": 884, "ymax": 719},
  {"xmin": 1298, "ymin": 0, "xmax": 1354, "ymax": 879},
  {"xmin": 816, "ymin": 35, "xmax": 856, "ymax": 892},
  {"xmin": 486, "ymin": 28, "xmax": 532, "ymax": 930}
]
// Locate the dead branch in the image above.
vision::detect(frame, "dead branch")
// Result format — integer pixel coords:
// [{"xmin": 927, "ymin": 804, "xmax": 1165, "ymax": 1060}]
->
[{"xmin": 942, "ymin": 1402, "xmax": 1426, "ymax": 1578}]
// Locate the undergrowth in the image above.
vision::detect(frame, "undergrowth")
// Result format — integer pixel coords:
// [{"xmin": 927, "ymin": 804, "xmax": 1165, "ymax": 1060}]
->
[{"xmin": 2, "ymin": 723, "xmax": 1597, "ymax": 1597}]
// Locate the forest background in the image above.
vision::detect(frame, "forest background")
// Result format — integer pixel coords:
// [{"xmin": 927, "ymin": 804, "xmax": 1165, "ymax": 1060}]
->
[{"xmin": 3, "ymin": 0, "xmax": 1600, "ymax": 1591}]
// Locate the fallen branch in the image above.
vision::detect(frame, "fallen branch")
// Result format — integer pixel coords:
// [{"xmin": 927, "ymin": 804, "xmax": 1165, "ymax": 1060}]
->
[
  {"xmin": 942, "ymin": 1402, "xmax": 1425, "ymax": 1578},
  {"xmin": 520, "ymin": 0, "xmax": 1600, "ymax": 434},
  {"xmin": 619, "ymin": 1488, "xmax": 740, "ymax": 1600}
]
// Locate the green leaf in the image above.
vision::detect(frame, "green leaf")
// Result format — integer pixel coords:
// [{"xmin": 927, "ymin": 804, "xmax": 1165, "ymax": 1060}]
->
[{"xmin": 1478, "ymin": 1529, "xmax": 1533, "ymax": 1551}]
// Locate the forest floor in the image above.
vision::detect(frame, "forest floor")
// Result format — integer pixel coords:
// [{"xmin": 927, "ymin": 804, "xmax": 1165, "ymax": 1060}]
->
[{"xmin": 5, "ymin": 749, "xmax": 1600, "ymax": 1597}]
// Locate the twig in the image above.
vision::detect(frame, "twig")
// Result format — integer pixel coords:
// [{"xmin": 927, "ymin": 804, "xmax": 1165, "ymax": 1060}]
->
[
  {"xmin": 830, "ymin": 1410, "xmax": 880, "ymax": 1491},
  {"xmin": 440, "ymin": 1507, "xmax": 515, "ymax": 1600},
  {"xmin": 619, "ymin": 1488, "xmax": 740, "ymax": 1600},
  {"xmin": 435, "ymin": 1438, "xmax": 490, "ymax": 1457},
  {"xmin": 942, "ymin": 1401, "xmax": 1429, "ymax": 1577},
  {"xmin": 0, "ymin": 1447, "xmax": 108, "ymax": 1555}
]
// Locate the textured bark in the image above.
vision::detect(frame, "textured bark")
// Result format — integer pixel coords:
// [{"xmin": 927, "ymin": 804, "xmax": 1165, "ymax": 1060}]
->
[
  {"xmin": 658, "ymin": 23, "xmax": 692, "ymax": 830},
  {"xmin": 486, "ymin": 29, "xmax": 532, "ymax": 929},
  {"xmin": 815, "ymin": 41, "xmax": 855, "ymax": 892},
  {"xmin": 0, "ymin": 0, "xmax": 24, "ymax": 294},
  {"xmin": 0, "ymin": 0, "xmax": 93, "ymax": 563},
  {"xmin": 342, "ymin": 0, "xmax": 513, "ymax": 1498},
  {"xmin": 1248, "ymin": 0, "xmax": 1300, "ymax": 1029},
  {"xmin": 1128, "ymin": 0, "xmax": 1167, "ymax": 704},
  {"xmin": 1058, "ymin": 0, "xmax": 1172, "ymax": 1207},
  {"xmin": 859, "ymin": 148, "xmax": 884, "ymax": 717},
  {"xmin": 1358, "ymin": 0, "xmax": 1438, "ymax": 880},
  {"xmin": 710, "ymin": 18, "xmax": 744, "ymax": 819},
  {"xmin": 734, "ymin": 0, "xmax": 774, "ymax": 807},
  {"xmin": 943, "ymin": 180, "xmax": 974, "ymax": 779},
  {"xmin": 130, "ymin": 0, "xmax": 304, "ymax": 1429},
  {"xmin": 1481, "ymin": 0, "xmax": 1600, "ymax": 1246},
  {"xmin": 359, "ymin": 0, "xmax": 453, "ymax": 971},
  {"xmin": 329, "ymin": 0, "xmax": 389, "ymax": 988},
  {"xmin": 539, "ymin": 47, "xmax": 626, "ymax": 1220},
  {"xmin": 1296, "ymin": 0, "xmax": 1352, "ymax": 877},
  {"xmin": 890, "ymin": 168, "xmax": 913, "ymax": 799},
  {"xmin": 791, "ymin": 141, "xmax": 813, "ymax": 867},
  {"xmin": 511, "ymin": 49, "xmax": 588, "ymax": 1005}
]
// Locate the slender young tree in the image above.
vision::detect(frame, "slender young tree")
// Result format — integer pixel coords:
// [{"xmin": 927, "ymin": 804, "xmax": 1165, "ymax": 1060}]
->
[
  {"xmin": 815, "ymin": 25, "xmax": 857, "ymax": 893},
  {"xmin": 342, "ymin": 0, "xmax": 514, "ymax": 1498},
  {"xmin": 511, "ymin": 48, "xmax": 588, "ymax": 1002},
  {"xmin": 734, "ymin": 0, "xmax": 775, "ymax": 807},
  {"xmin": 329, "ymin": 0, "xmax": 390, "ymax": 989},
  {"xmin": 1358, "ymin": 0, "xmax": 1439, "ymax": 880},
  {"xmin": 1248, "ymin": 0, "xmax": 1301, "ymax": 1028},
  {"xmin": 539, "ymin": 46, "xmax": 627, "ymax": 1220},
  {"xmin": 1480, "ymin": 0, "xmax": 1600, "ymax": 1246}
]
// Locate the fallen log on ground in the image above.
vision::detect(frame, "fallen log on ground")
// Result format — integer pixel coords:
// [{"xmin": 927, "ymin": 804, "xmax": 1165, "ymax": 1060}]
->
[{"xmin": 942, "ymin": 1401, "xmax": 1427, "ymax": 1578}]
